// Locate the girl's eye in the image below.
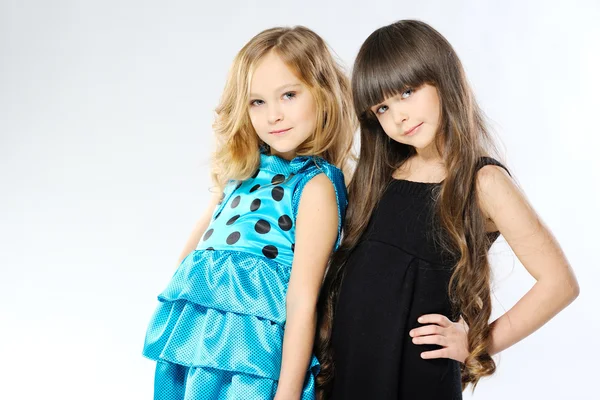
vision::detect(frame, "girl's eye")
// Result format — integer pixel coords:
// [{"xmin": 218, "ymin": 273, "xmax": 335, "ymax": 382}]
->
[
  {"xmin": 401, "ymin": 88, "xmax": 413, "ymax": 99},
  {"xmin": 376, "ymin": 105, "xmax": 389, "ymax": 115},
  {"xmin": 250, "ymin": 99, "xmax": 264, "ymax": 107},
  {"xmin": 282, "ymin": 91, "xmax": 296, "ymax": 100}
]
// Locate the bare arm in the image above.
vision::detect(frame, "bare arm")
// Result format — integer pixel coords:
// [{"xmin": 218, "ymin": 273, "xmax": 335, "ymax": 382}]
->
[
  {"xmin": 175, "ymin": 188, "xmax": 223, "ymax": 265},
  {"xmin": 411, "ymin": 165, "xmax": 580, "ymax": 362},
  {"xmin": 274, "ymin": 174, "xmax": 339, "ymax": 400},
  {"xmin": 477, "ymin": 165, "xmax": 580, "ymax": 355}
]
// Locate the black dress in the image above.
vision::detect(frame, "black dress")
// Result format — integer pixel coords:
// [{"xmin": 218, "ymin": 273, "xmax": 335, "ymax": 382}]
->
[{"xmin": 331, "ymin": 159, "xmax": 506, "ymax": 400}]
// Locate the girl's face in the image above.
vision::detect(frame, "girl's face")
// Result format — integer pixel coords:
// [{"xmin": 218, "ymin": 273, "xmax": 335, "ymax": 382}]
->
[
  {"xmin": 249, "ymin": 51, "xmax": 317, "ymax": 160},
  {"xmin": 370, "ymin": 84, "xmax": 441, "ymax": 152}
]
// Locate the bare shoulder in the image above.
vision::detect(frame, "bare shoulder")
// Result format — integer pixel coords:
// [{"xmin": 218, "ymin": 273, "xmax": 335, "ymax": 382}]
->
[
  {"xmin": 476, "ymin": 164, "xmax": 513, "ymax": 191},
  {"xmin": 476, "ymin": 164, "xmax": 516, "ymax": 198},
  {"xmin": 475, "ymin": 164, "xmax": 520, "ymax": 220},
  {"xmin": 300, "ymin": 173, "xmax": 336, "ymax": 203}
]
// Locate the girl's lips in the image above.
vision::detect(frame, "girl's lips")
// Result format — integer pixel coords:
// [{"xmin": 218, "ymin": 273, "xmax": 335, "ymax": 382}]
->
[
  {"xmin": 404, "ymin": 122, "xmax": 423, "ymax": 136},
  {"xmin": 269, "ymin": 128, "xmax": 292, "ymax": 135}
]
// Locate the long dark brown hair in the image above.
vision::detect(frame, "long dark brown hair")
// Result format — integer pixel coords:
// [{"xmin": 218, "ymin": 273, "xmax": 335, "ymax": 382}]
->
[{"xmin": 316, "ymin": 20, "xmax": 500, "ymax": 396}]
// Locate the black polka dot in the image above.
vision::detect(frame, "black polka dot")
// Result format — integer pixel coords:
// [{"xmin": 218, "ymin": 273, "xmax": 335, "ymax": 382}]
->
[
  {"xmin": 272, "ymin": 186, "xmax": 284, "ymax": 201},
  {"xmin": 203, "ymin": 229, "xmax": 214, "ymax": 241},
  {"xmin": 226, "ymin": 215, "xmax": 240, "ymax": 225},
  {"xmin": 206, "ymin": 247, "xmax": 214, "ymax": 251},
  {"xmin": 291, "ymin": 243, "xmax": 295, "ymax": 252},
  {"xmin": 226, "ymin": 231, "xmax": 241, "ymax": 245},
  {"xmin": 252, "ymin": 169, "xmax": 260, "ymax": 178},
  {"xmin": 278, "ymin": 215, "xmax": 293, "ymax": 231},
  {"xmin": 250, "ymin": 199, "xmax": 261, "ymax": 212},
  {"xmin": 262, "ymin": 245, "xmax": 278, "ymax": 259},
  {"xmin": 231, "ymin": 195, "xmax": 241, "ymax": 208},
  {"xmin": 255, "ymin": 219, "xmax": 271, "ymax": 234},
  {"xmin": 250, "ymin": 184, "xmax": 260, "ymax": 193},
  {"xmin": 271, "ymin": 174, "xmax": 285, "ymax": 185}
]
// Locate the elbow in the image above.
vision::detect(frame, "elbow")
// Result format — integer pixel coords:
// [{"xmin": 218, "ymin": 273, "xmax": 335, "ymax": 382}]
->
[
  {"xmin": 286, "ymin": 298, "xmax": 318, "ymax": 321},
  {"xmin": 563, "ymin": 264, "xmax": 580, "ymax": 302},
  {"xmin": 541, "ymin": 272, "xmax": 580, "ymax": 307},
  {"xmin": 568, "ymin": 276, "xmax": 580, "ymax": 301},
  {"xmin": 556, "ymin": 273, "xmax": 580, "ymax": 305},
  {"xmin": 287, "ymin": 300, "xmax": 318, "ymax": 315},
  {"xmin": 286, "ymin": 287, "xmax": 319, "ymax": 311}
]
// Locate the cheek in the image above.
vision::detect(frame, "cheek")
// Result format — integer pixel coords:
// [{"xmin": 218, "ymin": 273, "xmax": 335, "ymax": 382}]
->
[
  {"xmin": 425, "ymin": 94, "xmax": 441, "ymax": 122},
  {"xmin": 248, "ymin": 110, "xmax": 262, "ymax": 129},
  {"xmin": 297, "ymin": 97, "xmax": 317, "ymax": 125},
  {"xmin": 379, "ymin": 116, "xmax": 395, "ymax": 136},
  {"xmin": 428, "ymin": 106, "xmax": 441, "ymax": 130}
]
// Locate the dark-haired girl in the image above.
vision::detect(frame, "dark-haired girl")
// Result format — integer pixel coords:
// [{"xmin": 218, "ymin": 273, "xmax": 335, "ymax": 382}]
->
[{"xmin": 317, "ymin": 20, "xmax": 579, "ymax": 400}]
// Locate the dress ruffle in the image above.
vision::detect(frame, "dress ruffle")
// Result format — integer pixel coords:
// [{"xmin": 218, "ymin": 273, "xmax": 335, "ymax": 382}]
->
[
  {"xmin": 143, "ymin": 249, "xmax": 319, "ymax": 382},
  {"xmin": 154, "ymin": 359, "xmax": 318, "ymax": 400},
  {"xmin": 158, "ymin": 250, "xmax": 290, "ymax": 324}
]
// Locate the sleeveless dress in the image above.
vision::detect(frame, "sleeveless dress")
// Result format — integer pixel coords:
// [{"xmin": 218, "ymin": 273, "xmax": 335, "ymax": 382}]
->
[
  {"xmin": 331, "ymin": 158, "xmax": 508, "ymax": 400},
  {"xmin": 143, "ymin": 152, "xmax": 347, "ymax": 400}
]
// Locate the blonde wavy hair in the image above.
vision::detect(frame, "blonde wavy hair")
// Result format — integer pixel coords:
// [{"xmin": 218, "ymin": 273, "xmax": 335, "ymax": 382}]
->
[{"xmin": 211, "ymin": 26, "xmax": 355, "ymax": 189}]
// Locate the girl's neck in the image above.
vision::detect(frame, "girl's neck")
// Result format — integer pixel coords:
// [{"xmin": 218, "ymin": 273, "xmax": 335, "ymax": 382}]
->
[
  {"xmin": 269, "ymin": 149, "xmax": 297, "ymax": 161},
  {"xmin": 395, "ymin": 149, "xmax": 446, "ymax": 183},
  {"xmin": 415, "ymin": 139, "xmax": 442, "ymax": 161}
]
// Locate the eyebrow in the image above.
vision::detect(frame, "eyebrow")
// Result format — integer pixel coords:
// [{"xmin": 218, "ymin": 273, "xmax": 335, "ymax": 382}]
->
[
  {"xmin": 371, "ymin": 102, "xmax": 384, "ymax": 112},
  {"xmin": 250, "ymin": 83, "xmax": 302, "ymax": 98}
]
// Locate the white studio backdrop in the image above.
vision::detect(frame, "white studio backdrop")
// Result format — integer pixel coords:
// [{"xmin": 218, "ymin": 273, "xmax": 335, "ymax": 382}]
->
[{"xmin": 1, "ymin": 0, "xmax": 598, "ymax": 399}]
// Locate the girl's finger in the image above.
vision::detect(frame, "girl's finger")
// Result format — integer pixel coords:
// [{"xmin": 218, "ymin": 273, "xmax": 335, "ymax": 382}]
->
[
  {"xmin": 409, "ymin": 324, "xmax": 443, "ymax": 337},
  {"xmin": 420, "ymin": 348, "xmax": 449, "ymax": 360},
  {"xmin": 418, "ymin": 314, "xmax": 451, "ymax": 327},
  {"xmin": 412, "ymin": 334, "xmax": 447, "ymax": 347}
]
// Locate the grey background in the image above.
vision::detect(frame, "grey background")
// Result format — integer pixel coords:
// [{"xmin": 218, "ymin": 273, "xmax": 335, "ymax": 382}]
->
[{"xmin": 1, "ymin": 0, "xmax": 598, "ymax": 398}]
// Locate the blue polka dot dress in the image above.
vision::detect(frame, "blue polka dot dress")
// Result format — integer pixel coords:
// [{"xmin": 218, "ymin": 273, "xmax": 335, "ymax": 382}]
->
[{"xmin": 143, "ymin": 151, "xmax": 348, "ymax": 400}]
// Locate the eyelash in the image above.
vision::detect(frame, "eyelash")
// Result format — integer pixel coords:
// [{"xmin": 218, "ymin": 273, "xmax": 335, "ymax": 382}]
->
[
  {"xmin": 400, "ymin": 88, "xmax": 415, "ymax": 99},
  {"xmin": 249, "ymin": 91, "xmax": 297, "ymax": 107},
  {"xmin": 374, "ymin": 88, "xmax": 414, "ymax": 115},
  {"xmin": 376, "ymin": 105, "xmax": 389, "ymax": 114}
]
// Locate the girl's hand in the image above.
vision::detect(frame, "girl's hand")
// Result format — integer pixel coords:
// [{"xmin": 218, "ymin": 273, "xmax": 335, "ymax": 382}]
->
[{"xmin": 409, "ymin": 314, "xmax": 469, "ymax": 363}]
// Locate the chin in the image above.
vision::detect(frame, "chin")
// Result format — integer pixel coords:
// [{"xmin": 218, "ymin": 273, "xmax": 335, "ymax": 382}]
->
[
  {"xmin": 267, "ymin": 142, "xmax": 291, "ymax": 152},
  {"xmin": 268, "ymin": 143, "xmax": 298, "ymax": 156}
]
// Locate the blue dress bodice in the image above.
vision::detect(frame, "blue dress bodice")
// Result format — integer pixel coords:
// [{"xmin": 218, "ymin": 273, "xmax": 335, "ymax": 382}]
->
[{"xmin": 197, "ymin": 152, "xmax": 347, "ymax": 265}]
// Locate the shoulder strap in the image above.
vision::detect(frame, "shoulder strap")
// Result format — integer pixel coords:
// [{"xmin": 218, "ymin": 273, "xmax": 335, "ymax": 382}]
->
[{"xmin": 477, "ymin": 157, "xmax": 511, "ymax": 176}]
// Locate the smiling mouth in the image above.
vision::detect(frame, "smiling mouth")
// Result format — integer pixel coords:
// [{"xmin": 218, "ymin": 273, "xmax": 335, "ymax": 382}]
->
[
  {"xmin": 404, "ymin": 122, "xmax": 423, "ymax": 136},
  {"xmin": 269, "ymin": 128, "xmax": 292, "ymax": 135}
]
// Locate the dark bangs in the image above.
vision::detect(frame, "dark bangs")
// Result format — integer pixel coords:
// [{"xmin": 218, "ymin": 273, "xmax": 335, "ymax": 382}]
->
[{"xmin": 352, "ymin": 22, "xmax": 440, "ymax": 119}]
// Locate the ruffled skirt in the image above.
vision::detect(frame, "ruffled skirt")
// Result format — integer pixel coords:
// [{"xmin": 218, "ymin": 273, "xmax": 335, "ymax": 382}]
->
[{"xmin": 143, "ymin": 250, "xmax": 319, "ymax": 399}]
